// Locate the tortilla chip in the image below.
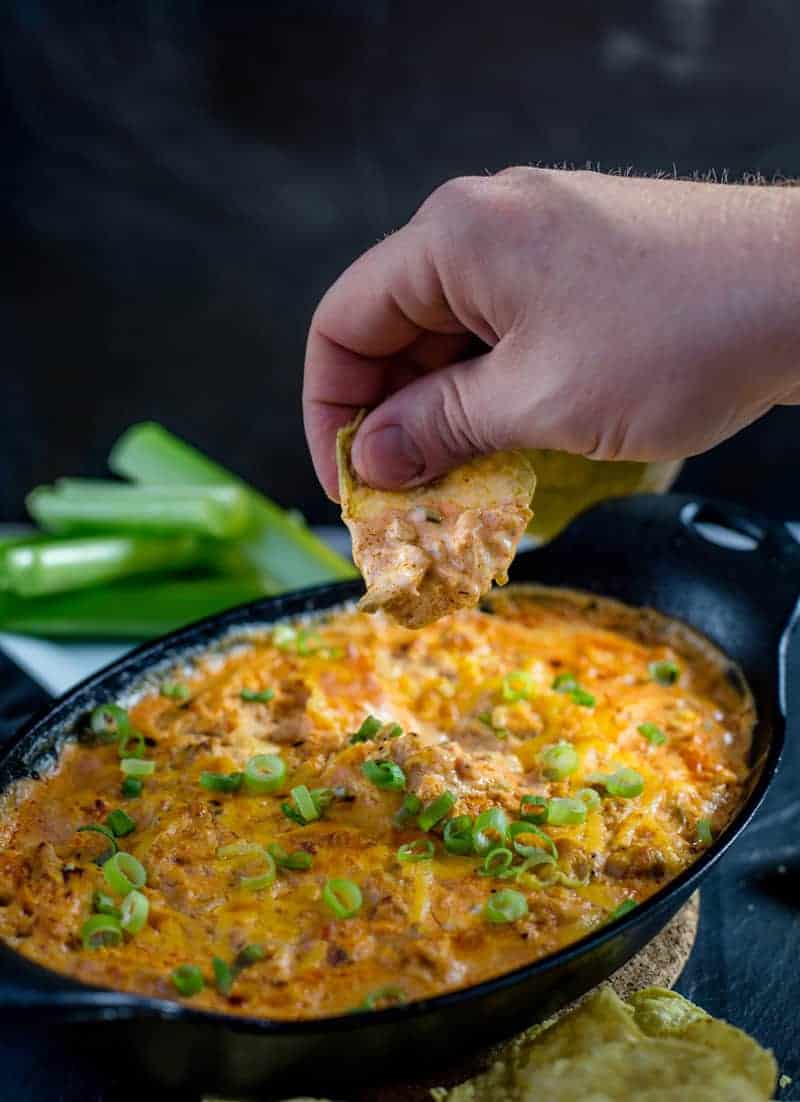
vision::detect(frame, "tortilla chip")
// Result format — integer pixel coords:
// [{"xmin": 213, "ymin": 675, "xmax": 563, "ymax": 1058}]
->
[
  {"xmin": 337, "ymin": 412, "xmax": 536, "ymax": 628},
  {"xmin": 434, "ymin": 985, "xmax": 777, "ymax": 1102}
]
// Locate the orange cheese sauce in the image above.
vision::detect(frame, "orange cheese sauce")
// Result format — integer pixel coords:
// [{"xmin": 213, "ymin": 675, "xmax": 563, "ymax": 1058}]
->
[{"xmin": 0, "ymin": 586, "xmax": 754, "ymax": 1019}]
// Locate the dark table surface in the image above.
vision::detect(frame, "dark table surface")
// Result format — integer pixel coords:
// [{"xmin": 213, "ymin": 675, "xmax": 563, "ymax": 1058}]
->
[{"xmin": 0, "ymin": 596, "xmax": 798, "ymax": 1101}]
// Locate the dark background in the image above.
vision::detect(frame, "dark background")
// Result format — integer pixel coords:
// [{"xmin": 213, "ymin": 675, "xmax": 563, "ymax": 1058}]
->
[
  {"xmin": 3, "ymin": 2, "xmax": 800, "ymax": 1099},
  {"xmin": 4, "ymin": 0, "xmax": 800, "ymax": 525}
]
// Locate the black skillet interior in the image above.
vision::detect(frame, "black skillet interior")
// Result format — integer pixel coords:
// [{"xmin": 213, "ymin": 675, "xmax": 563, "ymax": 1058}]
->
[{"xmin": 0, "ymin": 493, "xmax": 797, "ymax": 1100}]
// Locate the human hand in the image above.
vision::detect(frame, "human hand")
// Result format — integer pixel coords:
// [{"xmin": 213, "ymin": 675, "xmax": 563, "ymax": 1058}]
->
[{"xmin": 304, "ymin": 168, "xmax": 800, "ymax": 499}]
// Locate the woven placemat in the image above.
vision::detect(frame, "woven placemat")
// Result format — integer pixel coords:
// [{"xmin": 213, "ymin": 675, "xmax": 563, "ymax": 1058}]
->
[{"xmin": 350, "ymin": 892, "xmax": 701, "ymax": 1102}]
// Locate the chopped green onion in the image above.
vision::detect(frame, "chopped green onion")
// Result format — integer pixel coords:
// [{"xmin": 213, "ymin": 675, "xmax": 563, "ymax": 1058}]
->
[
  {"xmin": 90, "ymin": 703, "xmax": 131, "ymax": 742},
  {"xmin": 240, "ymin": 688, "xmax": 275, "ymax": 703},
  {"xmin": 520, "ymin": 794, "xmax": 549, "ymax": 825},
  {"xmin": 296, "ymin": 629, "xmax": 322, "ymax": 656},
  {"xmin": 349, "ymin": 715, "xmax": 383, "ymax": 743},
  {"xmin": 397, "ymin": 838, "xmax": 435, "ymax": 863},
  {"xmin": 552, "ymin": 672, "xmax": 578, "ymax": 693},
  {"xmin": 545, "ymin": 797, "xmax": 587, "ymax": 826},
  {"xmin": 117, "ymin": 729, "xmax": 145, "ymax": 759},
  {"xmin": 76, "ymin": 823, "xmax": 118, "ymax": 859},
  {"xmin": 385, "ymin": 723, "xmax": 403, "ymax": 738},
  {"xmin": 106, "ymin": 809, "xmax": 136, "ymax": 838},
  {"xmin": 479, "ymin": 847, "xmax": 514, "ymax": 878},
  {"xmin": 484, "ymin": 889, "xmax": 528, "ymax": 924},
  {"xmin": 200, "ymin": 770, "xmax": 243, "ymax": 793},
  {"xmin": 282, "ymin": 786, "xmax": 335, "ymax": 825},
  {"xmin": 121, "ymin": 777, "xmax": 143, "ymax": 798},
  {"xmin": 473, "ymin": 808, "xmax": 510, "ymax": 855},
  {"xmin": 577, "ymin": 787, "xmax": 602, "ymax": 812},
  {"xmin": 218, "ymin": 842, "xmax": 276, "ymax": 891},
  {"xmin": 443, "ymin": 815, "xmax": 474, "ymax": 856},
  {"xmin": 243, "ymin": 754, "xmax": 286, "ymax": 795},
  {"xmin": 120, "ymin": 758, "xmax": 155, "ymax": 777},
  {"xmin": 290, "ymin": 784, "xmax": 318, "ymax": 823},
  {"xmin": 570, "ymin": 687, "xmax": 596, "ymax": 708},
  {"xmin": 81, "ymin": 913, "xmax": 123, "ymax": 949},
  {"xmin": 394, "ymin": 793, "xmax": 422, "ymax": 828},
  {"xmin": 171, "ymin": 964, "xmax": 205, "ymax": 996},
  {"xmin": 213, "ymin": 956, "xmax": 235, "ymax": 996},
  {"xmin": 540, "ymin": 741, "xmax": 579, "ymax": 780},
  {"xmin": 507, "ymin": 821, "xmax": 557, "ymax": 859},
  {"xmin": 501, "ymin": 670, "xmax": 535, "ymax": 702},
  {"xmin": 92, "ymin": 891, "xmax": 120, "ymax": 917},
  {"xmin": 322, "ymin": 878, "xmax": 363, "ymax": 919},
  {"xmin": 649, "ymin": 660, "xmax": 680, "ymax": 686},
  {"xmin": 120, "ymin": 889, "xmax": 149, "ymax": 934},
  {"xmin": 273, "ymin": 624, "xmax": 297, "ymax": 649},
  {"xmin": 103, "ymin": 852, "xmax": 147, "ymax": 895},
  {"xmin": 696, "ymin": 818, "xmax": 713, "ymax": 846},
  {"xmin": 638, "ymin": 722, "xmax": 667, "ymax": 745},
  {"xmin": 356, "ymin": 986, "xmax": 407, "ymax": 1011},
  {"xmin": 362, "ymin": 759, "xmax": 406, "ymax": 791},
  {"xmin": 418, "ymin": 791, "xmax": 456, "ymax": 832},
  {"xmin": 604, "ymin": 768, "xmax": 645, "ymax": 799},
  {"xmin": 235, "ymin": 944, "xmax": 266, "ymax": 968},
  {"xmin": 161, "ymin": 681, "xmax": 190, "ymax": 702},
  {"xmin": 266, "ymin": 843, "xmax": 313, "ymax": 870},
  {"xmin": 609, "ymin": 899, "xmax": 637, "ymax": 921}
]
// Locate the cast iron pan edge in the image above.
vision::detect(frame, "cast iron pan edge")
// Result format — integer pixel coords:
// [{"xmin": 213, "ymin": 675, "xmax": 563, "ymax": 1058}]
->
[{"xmin": 0, "ymin": 495, "xmax": 797, "ymax": 1098}]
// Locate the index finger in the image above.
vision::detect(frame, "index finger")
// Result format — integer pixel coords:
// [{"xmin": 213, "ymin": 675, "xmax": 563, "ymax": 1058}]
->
[{"xmin": 302, "ymin": 222, "xmax": 466, "ymax": 499}]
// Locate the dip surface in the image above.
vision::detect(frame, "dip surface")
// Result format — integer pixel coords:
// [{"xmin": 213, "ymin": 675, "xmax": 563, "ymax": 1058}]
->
[{"xmin": 0, "ymin": 586, "xmax": 754, "ymax": 1019}]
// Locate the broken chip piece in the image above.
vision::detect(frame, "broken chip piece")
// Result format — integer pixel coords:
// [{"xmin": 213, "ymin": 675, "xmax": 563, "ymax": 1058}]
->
[{"xmin": 337, "ymin": 411, "xmax": 536, "ymax": 628}]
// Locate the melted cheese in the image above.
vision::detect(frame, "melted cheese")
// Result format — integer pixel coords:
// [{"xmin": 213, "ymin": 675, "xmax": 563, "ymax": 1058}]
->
[{"xmin": 0, "ymin": 586, "xmax": 754, "ymax": 1020}]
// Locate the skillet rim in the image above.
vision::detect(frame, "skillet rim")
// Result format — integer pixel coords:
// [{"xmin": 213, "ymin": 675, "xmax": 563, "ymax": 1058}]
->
[{"xmin": 0, "ymin": 495, "xmax": 793, "ymax": 1034}]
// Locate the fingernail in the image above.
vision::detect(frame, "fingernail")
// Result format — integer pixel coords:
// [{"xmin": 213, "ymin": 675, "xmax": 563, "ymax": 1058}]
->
[{"xmin": 356, "ymin": 425, "xmax": 425, "ymax": 487}]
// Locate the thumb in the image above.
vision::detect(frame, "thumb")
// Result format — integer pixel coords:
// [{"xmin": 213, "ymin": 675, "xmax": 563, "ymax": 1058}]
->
[{"xmin": 351, "ymin": 346, "xmax": 534, "ymax": 488}]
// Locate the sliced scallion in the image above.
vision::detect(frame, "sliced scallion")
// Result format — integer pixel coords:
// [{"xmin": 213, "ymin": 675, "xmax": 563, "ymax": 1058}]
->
[
  {"xmin": 418, "ymin": 791, "xmax": 455, "ymax": 832},
  {"xmin": 649, "ymin": 660, "xmax": 680, "ymax": 686},
  {"xmin": 540, "ymin": 741, "xmax": 579, "ymax": 780},
  {"xmin": 81, "ymin": 913, "xmax": 123, "ymax": 949},
  {"xmin": 103, "ymin": 852, "xmax": 147, "ymax": 895},
  {"xmin": 545, "ymin": 797, "xmax": 587, "ymax": 826},
  {"xmin": 161, "ymin": 681, "xmax": 190, "ymax": 703},
  {"xmin": 397, "ymin": 838, "xmax": 435, "ymax": 863},
  {"xmin": 106, "ymin": 809, "xmax": 136, "ymax": 838},
  {"xmin": 696, "ymin": 818, "xmax": 713, "ymax": 846},
  {"xmin": 240, "ymin": 688, "xmax": 275, "ymax": 703},
  {"xmin": 120, "ymin": 889, "xmax": 149, "ymax": 935},
  {"xmin": 638, "ymin": 722, "xmax": 667, "ymax": 745},
  {"xmin": 120, "ymin": 758, "xmax": 155, "ymax": 777},
  {"xmin": 443, "ymin": 815, "xmax": 474, "ymax": 856},
  {"xmin": 473, "ymin": 808, "xmax": 509, "ymax": 855},
  {"xmin": 362, "ymin": 759, "xmax": 406, "ymax": 792},
  {"xmin": 171, "ymin": 964, "xmax": 204, "ymax": 996},
  {"xmin": 200, "ymin": 770, "xmax": 243, "ymax": 793},
  {"xmin": 501, "ymin": 670, "xmax": 535, "ymax": 702},
  {"xmin": 243, "ymin": 754, "xmax": 286, "ymax": 795},
  {"xmin": 322, "ymin": 878, "xmax": 363, "ymax": 919},
  {"xmin": 479, "ymin": 847, "xmax": 514, "ymax": 878},
  {"xmin": 484, "ymin": 889, "xmax": 528, "ymax": 924}
]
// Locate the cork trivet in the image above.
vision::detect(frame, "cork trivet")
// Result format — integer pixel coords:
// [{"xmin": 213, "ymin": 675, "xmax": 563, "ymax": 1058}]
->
[{"xmin": 350, "ymin": 892, "xmax": 700, "ymax": 1102}]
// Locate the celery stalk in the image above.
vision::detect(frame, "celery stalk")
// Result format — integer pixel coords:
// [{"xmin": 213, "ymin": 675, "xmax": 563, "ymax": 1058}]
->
[
  {"xmin": 109, "ymin": 423, "xmax": 356, "ymax": 587},
  {"xmin": 0, "ymin": 574, "xmax": 277, "ymax": 638},
  {"xmin": 0, "ymin": 534, "xmax": 209, "ymax": 598},
  {"xmin": 27, "ymin": 480, "xmax": 252, "ymax": 540}
]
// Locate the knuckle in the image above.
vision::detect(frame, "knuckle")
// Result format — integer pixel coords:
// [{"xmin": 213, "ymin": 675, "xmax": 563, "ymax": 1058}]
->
[{"xmin": 425, "ymin": 372, "xmax": 486, "ymax": 461}]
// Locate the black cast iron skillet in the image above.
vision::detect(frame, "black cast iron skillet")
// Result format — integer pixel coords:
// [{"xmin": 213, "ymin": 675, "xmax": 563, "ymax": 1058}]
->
[{"xmin": 0, "ymin": 494, "xmax": 797, "ymax": 1100}]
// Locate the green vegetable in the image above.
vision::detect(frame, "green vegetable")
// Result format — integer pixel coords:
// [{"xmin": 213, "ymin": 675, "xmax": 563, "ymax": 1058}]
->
[
  {"xmin": 217, "ymin": 841, "xmax": 277, "ymax": 891},
  {"xmin": 394, "ymin": 793, "xmax": 422, "ymax": 828},
  {"xmin": 266, "ymin": 843, "xmax": 313, "ymax": 870},
  {"xmin": 103, "ymin": 852, "xmax": 147, "ymax": 895},
  {"xmin": 171, "ymin": 964, "xmax": 205, "ymax": 996},
  {"xmin": 609, "ymin": 899, "xmax": 637, "ymax": 921},
  {"xmin": 519, "ymin": 794, "xmax": 549, "ymax": 825},
  {"xmin": 541, "ymin": 741, "xmax": 579, "ymax": 780},
  {"xmin": 109, "ymin": 422, "xmax": 356, "ymax": 588},
  {"xmin": 362, "ymin": 759, "xmax": 406, "ymax": 791},
  {"xmin": 570, "ymin": 687, "xmax": 596, "ymax": 708},
  {"xmin": 397, "ymin": 838, "xmax": 435, "ymax": 862},
  {"xmin": 484, "ymin": 889, "xmax": 528, "ymax": 924},
  {"xmin": 91, "ymin": 891, "xmax": 120, "ymax": 917},
  {"xmin": 120, "ymin": 758, "xmax": 155, "ymax": 777},
  {"xmin": 443, "ymin": 815, "xmax": 474, "ymax": 856},
  {"xmin": 200, "ymin": 770, "xmax": 243, "ymax": 793},
  {"xmin": 213, "ymin": 956, "xmax": 235, "ymax": 996},
  {"xmin": 240, "ymin": 688, "xmax": 274, "ymax": 703},
  {"xmin": 577, "ymin": 787, "xmax": 602, "ymax": 811},
  {"xmin": 649, "ymin": 660, "xmax": 680, "ymax": 686},
  {"xmin": 106, "ymin": 809, "xmax": 136, "ymax": 838},
  {"xmin": 418, "ymin": 791, "xmax": 456, "ymax": 832},
  {"xmin": 596, "ymin": 767, "xmax": 645, "ymax": 799},
  {"xmin": 288, "ymin": 784, "xmax": 319, "ymax": 823},
  {"xmin": 552, "ymin": 672, "xmax": 579, "ymax": 693},
  {"xmin": 76, "ymin": 823, "xmax": 118, "ymax": 860},
  {"xmin": 119, "ymin": 889, "xmax": 149, "ymax": 934},
  {"xmin": 0, "ymin": 573, "xmax": 278, "ymax": 638},
  {"xmin": 0, "ymin": 533, "xmax": 206, "ymax": 598},
  {"xmin": 349, "ymin": 715, "xmax": 383, "ymax": 743},
  {"xmin": 507, "ymin": 821, "xmax": 557, "ymax": 860},
  {"xmin": 479, "ymin": 847, "xmax": 514, "ymax": 878},
  {"xmin": 117, "ymin": 728, "xmax": 145, "ymax": 759},
  {"xmin": 243, "ymin": 754, "xmax": 286, "ymax": 795},
  {"xmin": 356, "ymin": 986, "xmax": 406, "ymax": 1011},
  {"xmin": 473, "ymin": 808, "xmax": 509, "ymax": 855},
  {"xmin": 696, "ymin": 818, "xmax": 713, "ymax": 845},
  {"xmin": 501, "ymin": 670, "xmax": 535, "ymax": 702},
  {"xmin": 120, "ymin": 777, "xmax": 143, "ymax": 798},
  {"xmin": 161, "ymin": 681, "xmax": 190, "ymax": 702},
  {"xmin": 27, "ymin": 479, "xmax": 252, "ymax": 540},
  {"xmin": 89, "ymin": 703, "xmax": 131, "ymax": 743},
  {"xmin": 545, "ymin": 797, "xmax": 587, "ymax": 826},
  {"xmin": 638, "ymin": 722, "xmax": 667, "ymax": 745},
  {"xmin": 235, "ymin": 944, "xmax": 266, "ymax": 968},
  {"xmin": 322, "ymin": 878, "xmax": 363, "ymax": 919},
  {"xmin": 81, "ymin": 913, "xmax": 123, "ymax": 949}
]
